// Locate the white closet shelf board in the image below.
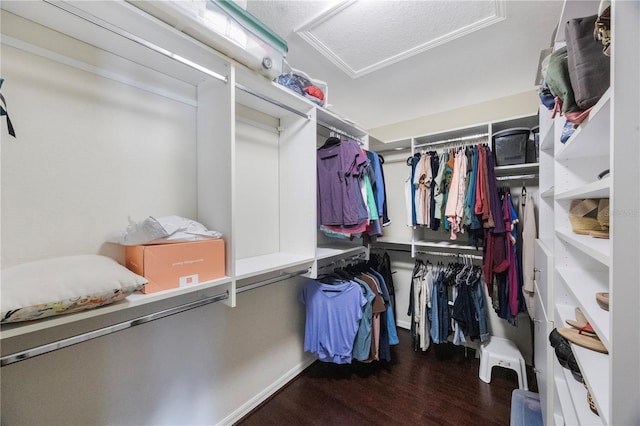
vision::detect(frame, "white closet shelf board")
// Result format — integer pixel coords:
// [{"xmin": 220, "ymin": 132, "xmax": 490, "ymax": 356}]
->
[
  {"xmin": 0, "ymin": 277, "xmax": 232, "ymax": 345},
  {"xmin": 557, "ymin": 354, "xmax": 604, "ymax": 426},
  {"xmin": 413, "ymin": 241, "xmax": 481, "ymax": 252},
  {"xmin": 540, "ymin": 126, "xmax": 555, "ymax": 152},
  {"xmin": 554, "ymin": 369, "xmax": 579, "ymax": 425},
  {"xmin": 235, "ymin": 76, "xmax": 314, "ymax": 121},
  {"xmin": 539, "ymin": 105, "xmax": 554, "ymax": 151},
  {"xmin": 234, "ymin": 253, "xmax": 314, "ymax": 280},
  {"xmin": 317, "ymin": 107, "xmax": 368, "ymax": 140},
  {"xmin": 556, "ymin": 268, "xmax": 610, "ymax": 347},
  {"xmin": 541, "ymin": 186, "xmax": 555, "ymax": 199},
  {"xmin": 1, "ymin": 0, "xmax": 229, "ymax": 87},
  {"xmin": 373, "ymin": 238, "xmax": 413, "ymax": 247},
  {"xmin": 556, "ymin": 90, "xmax": 611, "ymax": 160},
  {"xmin": 556, "ymin": 304, "xmax": 610, "ymax": 424},
  {"xmin": 316, "ymin": 245, "xmax": 366, "ymax": 261},
  {"xmin": 494, "ymin": 163, "xmax": 539, "ymax": 175},
  {"xmin": 555, "ymin": 176, "xmax": 611, "ymax": 200},
  {"xmin": 413, "ymin": 124, "xmax": 488, "ymax": 147},
  {"xmin": 556, "ymin": 229, "xmax": 610, "ymax": 266}
]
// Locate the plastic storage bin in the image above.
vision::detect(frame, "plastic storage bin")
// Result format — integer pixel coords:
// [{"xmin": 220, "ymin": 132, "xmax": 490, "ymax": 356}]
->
[
  {"xmin": 130, "ymin": 0, "xmax": 288, "ymax": 80},
  {"xmin": 493, "ymin": 127, "xmax": 530, "ymax": 166},
  {"xmin": 510, "ymin": 390, "xmax": 543, "ymax": 426}
]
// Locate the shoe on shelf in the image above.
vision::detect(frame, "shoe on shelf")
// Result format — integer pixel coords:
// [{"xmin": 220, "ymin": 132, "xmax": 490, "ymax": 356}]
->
[
  {"xmin": 557, "ymin": 327, "xmax": 608, "ymax": 354},
  {"xmin": 596, "ymin": 292, "xmax": 609, "ymax": 311},
  {"xmin": 550, "ymin": 328, "xmax": 583, "ymax": 382},
  {"xmin": 569, "ymin": 199, "xmax": 602, "ymax": 235},
  {"xmin": 587, "ymin": 390, "xmax": 599, "ymax": 416},
  {"xmin": 589, "ymin": 198, "xmax": 610, "ymax": 239},
  {"xmin": 565, "ymin": 307, "xmax": 597, "ymax": 336}
]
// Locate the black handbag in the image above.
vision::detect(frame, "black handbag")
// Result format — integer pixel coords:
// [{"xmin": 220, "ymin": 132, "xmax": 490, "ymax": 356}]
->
[{"xmin": 565, "ymin": 14, "xmax": 611, "ymax": 111}]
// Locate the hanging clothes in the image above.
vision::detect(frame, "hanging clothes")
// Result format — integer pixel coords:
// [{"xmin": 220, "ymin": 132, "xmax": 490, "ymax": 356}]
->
[
  {"xmin": 399, "ymin": 140, "xmax": 530, "ymax": 328},
  {"xmin": 521, "ymin": 191, "xmax": 537, "ymax": 318},
  {"xmin": 303, "ymin": 258, "xmax": 399, "ymax": 364},
  {"xmin": 300, "ymin": 278, "xmax": 366, "ymax": 364},
  {"xmin": 317, "ymin": 137, "xmax": 389, "ymax": 240}
]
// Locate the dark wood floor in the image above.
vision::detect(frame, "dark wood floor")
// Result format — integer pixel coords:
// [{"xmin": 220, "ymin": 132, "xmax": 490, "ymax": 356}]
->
[{"xmin": 236, "ymin": 329, "xmax": 537, "ymax": 426}]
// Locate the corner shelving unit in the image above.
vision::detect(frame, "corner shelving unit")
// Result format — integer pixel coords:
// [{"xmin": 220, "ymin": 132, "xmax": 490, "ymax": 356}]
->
[
  {"xmin": 406, "ymin": 114, "xmax": 539, "ymax": 257},
  {"xmin": 536, "ymin": 1, "xmax": 640, "ymax": 425}
]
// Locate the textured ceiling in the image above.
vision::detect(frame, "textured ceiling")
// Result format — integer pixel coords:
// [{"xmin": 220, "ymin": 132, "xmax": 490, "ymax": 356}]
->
[
  {"xmin": 246, "ymin": 1, "xmax": 563, "ymax": 133},
  {"xmin": 295, "ymin": 0, "xmax": 505, "ymax": 77}
]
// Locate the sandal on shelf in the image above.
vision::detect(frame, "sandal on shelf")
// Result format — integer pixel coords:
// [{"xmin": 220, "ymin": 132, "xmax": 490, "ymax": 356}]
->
[
  {"xmin": 590, "ymin": 198, "xmax": 610, "ymax": 239},
  {"xmin": 557, "ymin": 327, "xmax": 608, "ymax": 354},
  {"xmin": 587, "ymin": 390, "xmax": 599, "ymax": 416},
  {"xmin": 565, "ymin": 307, "xmax": 597, "ymax": 336},
  {"xmin": 569, "ymin": 199, "xmax": 601, "ymax": 235},
  {"xmin": 582, "ymin": 379, "xmax": 600, "ymax": 416},
  {"xmin": 596, "ymin": 292, "xmax": 610, "ymax": 311}
]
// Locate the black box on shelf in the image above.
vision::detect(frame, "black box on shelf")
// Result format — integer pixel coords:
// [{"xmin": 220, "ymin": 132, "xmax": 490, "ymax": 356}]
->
[{"xmin": 493, "ymin": 127, "xmax": 530, "ymax": 166}]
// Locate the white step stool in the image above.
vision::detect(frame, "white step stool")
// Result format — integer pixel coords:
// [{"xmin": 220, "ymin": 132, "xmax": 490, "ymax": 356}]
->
[{"xmin": 479, "ymin": 336, "xmax": 528, "ymax": 390}]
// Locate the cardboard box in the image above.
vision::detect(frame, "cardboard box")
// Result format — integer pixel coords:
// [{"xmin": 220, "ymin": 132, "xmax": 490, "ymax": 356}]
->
[{"xmin": 125, "ymin": 239, "xmax": 225, "ymax": 294}]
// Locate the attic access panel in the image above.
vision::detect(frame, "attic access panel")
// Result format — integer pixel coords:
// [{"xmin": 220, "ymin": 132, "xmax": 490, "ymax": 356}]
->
[{"xmin": 296, "ymin": 0, "xmax": 506, "ymax": 78}]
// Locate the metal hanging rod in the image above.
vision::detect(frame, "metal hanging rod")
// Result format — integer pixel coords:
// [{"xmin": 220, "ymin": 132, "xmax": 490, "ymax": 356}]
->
[
  {"xmin": 43, "ymin": 0, "xmax": 228, "ymax": 83},
  {"xmin": 495, "ymin": 174, "xmax": 539, "ymax": 181},
  {"xmin": 317, "ymin": 252, "xmax": 367, "ymax": 271},
  {"xmin": 236, "ymin": 83, "xmax": 311, "ymax": 120},
  {"xmin": 236, "ymin": 268, "xmax": 310, "ymax": 294},
  {"xmin": 1, "ymin": 290, "xmax": 230, "ymax": 367},
  {"xmin": 317, "ymin": 121, "xmax": 365, "ymax": 144},
  {"xmin": 371, "ymin": 245, "xmax": 483, "ymax": 260},
  {"xmin": 415, "ymin": 250, "xmax": 483, "ymax": 261},
  {"xmin": 414, "ymin": 133, "xmax": 489, "ymax": 150}
]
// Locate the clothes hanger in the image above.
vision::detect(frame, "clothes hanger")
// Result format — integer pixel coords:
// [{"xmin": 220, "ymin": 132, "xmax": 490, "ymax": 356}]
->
[{"xmin": 321, "ymin": 136, "xmax": 341, "ymax": 148}]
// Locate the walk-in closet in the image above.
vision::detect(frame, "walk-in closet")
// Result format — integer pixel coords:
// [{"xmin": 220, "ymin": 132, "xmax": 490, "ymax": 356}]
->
[{"xmin": 1, "ymin": 1, "xmax": 638, "ymax": 425}]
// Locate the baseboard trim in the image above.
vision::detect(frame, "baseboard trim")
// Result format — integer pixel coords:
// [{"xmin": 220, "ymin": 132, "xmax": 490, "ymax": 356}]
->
[{"xmin": 217, "ymin": 354, "xmax": 317, "ymax": 425}]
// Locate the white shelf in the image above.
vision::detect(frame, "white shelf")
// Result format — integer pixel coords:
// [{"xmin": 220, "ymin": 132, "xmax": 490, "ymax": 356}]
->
[
  {"xmin": 0, "ymin": 276, "xmax": 233, "ymax": 341},
  {"xmin": 556, "ymin": 229, "xmax": 610, "ymax": 266},
  {"xmin": 555, "ymin": 176, "xmax": 611, "ymax": 200},
  {"xmin": 557, "ymin": 304, "xmax": 610, "ymax": 425},
  {"xmin": 556, "ymin": 90, "xmax": 611, "ymax": 160},
  {"xmin": 541, "ymin": 186, "xmax": 555, "ymax": 199},
  {"xmin": 553, "ymin": 361, "xmax": 579, "ymax": 425},
  {"xmin": 558, "ymin": 357, "xmax": 605, "ymax": 426},
  {"xmin": 316, "ymin": 245, "xmax": 366, "ymax": 261},
  {"xmin": 494, "ymin": 162, "xmax": 539, "ymax": 174},
  {"xmin": 413, "ymin": 240, "xmax": 481, "ymax": 251},
  {"xmin": 540, "ymin": 126, "xmax": 555, "ymax": 152},
  {"xmin": 556, "ymin": 268, "xmax": 610, "ymax": 348},
  {"xmin": 235, "ymin": 253, "xmax": 314, "ymax": 280}
]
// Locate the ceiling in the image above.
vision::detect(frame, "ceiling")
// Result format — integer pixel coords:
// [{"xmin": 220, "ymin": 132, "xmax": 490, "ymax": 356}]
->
[{"xmin": 245, "ymin": 0, "xmax": 562, "ymax": 134}]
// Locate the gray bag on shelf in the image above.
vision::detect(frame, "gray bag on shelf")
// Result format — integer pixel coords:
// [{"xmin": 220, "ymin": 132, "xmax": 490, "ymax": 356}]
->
[{"xmin": 565, "ymin": 14, "xmax": 611, "ymax": 111}]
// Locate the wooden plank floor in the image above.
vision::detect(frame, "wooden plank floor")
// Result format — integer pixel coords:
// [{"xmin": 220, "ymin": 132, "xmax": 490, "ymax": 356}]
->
[{"xmin": 236, "ymin": 329, "xmax": 537, "ymax": 426}]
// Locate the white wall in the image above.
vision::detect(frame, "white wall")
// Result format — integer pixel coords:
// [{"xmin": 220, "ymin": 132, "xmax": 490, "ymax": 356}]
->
[{"xmin": 369, "ymin": 90, "xmax": 540, "ymax": 143}]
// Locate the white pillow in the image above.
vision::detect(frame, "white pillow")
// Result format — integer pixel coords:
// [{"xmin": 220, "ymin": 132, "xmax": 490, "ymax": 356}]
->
[{"xmin": 1, "ymin": 255, "xmax": 147, "ymax": 323}]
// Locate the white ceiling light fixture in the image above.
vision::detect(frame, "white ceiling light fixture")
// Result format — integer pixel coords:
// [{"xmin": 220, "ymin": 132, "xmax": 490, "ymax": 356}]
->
[{"xmin": 295, "ymin": 0, "xmax": 507, "ymax": 78}]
